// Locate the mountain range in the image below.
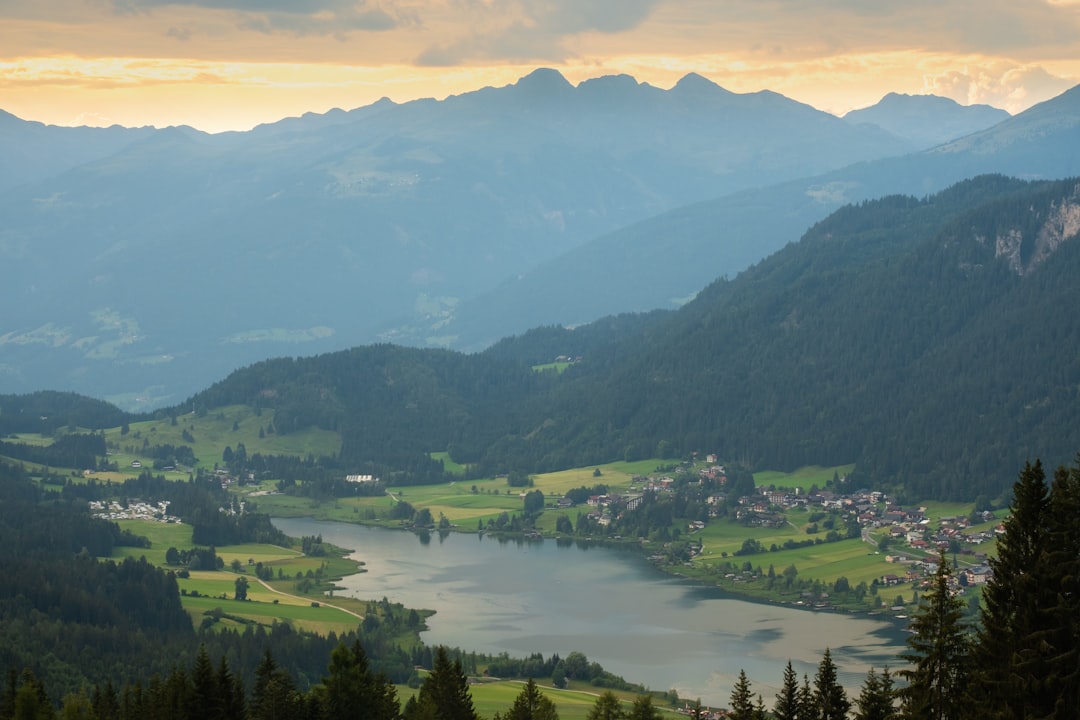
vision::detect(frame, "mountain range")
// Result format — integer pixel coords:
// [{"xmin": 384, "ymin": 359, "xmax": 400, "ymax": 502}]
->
[
  {"xmin": 0, "ymin": 70, "xmax": 1037, "ymax": 408},
  {"xmin": 421, "ymin": 84, "xmax": 1080, "ymax": 350}
]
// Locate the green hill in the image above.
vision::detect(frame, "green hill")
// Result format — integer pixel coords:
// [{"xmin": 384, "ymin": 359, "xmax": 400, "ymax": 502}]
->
[{"xmin": 5, "ymin": 175, "xmax": 1079, "ymax": 502}]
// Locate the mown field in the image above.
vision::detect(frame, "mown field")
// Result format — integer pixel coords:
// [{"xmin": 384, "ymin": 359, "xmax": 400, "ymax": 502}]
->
[
  {"xmin": 397, "ymin": 680, "xmax": 683, "ymax": 720},
  {"xmin": 110, "ymin": 519, "xmax": 372, "ymax": 637}
]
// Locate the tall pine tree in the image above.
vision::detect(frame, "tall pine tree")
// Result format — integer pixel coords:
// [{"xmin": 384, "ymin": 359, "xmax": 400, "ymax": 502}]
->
[
  {"xmin": 969, "ymin": 460, "xmax": 1051, "ymax": 719},
  {"xmin": 729, "ymin": 669, "xmax": 754, "ymax": 720},
  {"xmin": 899, "ymin": 548, "xmax": 969, "ymax": 720},
  {"xmin": 773, "ymin": 661, "xmax": 799, "ymax": 720},
  {"xmin": 853, "ymin": 667, "xmax": 894, "ymax": 720},
  {"xmin": 812, "ymin": 649, "xmax": 849, "ymax": 720}
]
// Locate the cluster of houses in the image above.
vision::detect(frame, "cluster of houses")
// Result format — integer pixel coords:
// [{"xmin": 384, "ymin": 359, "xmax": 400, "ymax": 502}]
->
[
  {"xmin": 89, "ymin": 498, "xmax": 180, "ymax": 523},
  {"xmin": 559, "ymin": 492, "xmax": 645, "ymax": 526},
  {"xmin": 722, "ymin": 477, "xmax": 999, "ymax": 590},
  {"xmin": 570, "ymin": 456, "xmax": 1001, "ymax": 594}
]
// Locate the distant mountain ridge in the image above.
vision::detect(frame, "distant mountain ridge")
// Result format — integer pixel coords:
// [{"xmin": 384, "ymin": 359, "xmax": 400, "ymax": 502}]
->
[
  {"xmin": 424, "ymin": 83, "xmax": 1080, "ymax": 350},
  {"xmin": 844, "ymin": 92, "xmax": 1010, "ymax": 149},
  {"xmin": 0, "ymin": 69, "xmax": 928, "ymax": 406}
]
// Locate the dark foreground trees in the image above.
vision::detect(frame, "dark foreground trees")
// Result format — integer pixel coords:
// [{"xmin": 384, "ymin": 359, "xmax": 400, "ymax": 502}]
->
[
  {"xmin": 403, "ymin": 647, "xmax": 478, "ymax": 720},
  {"xmin": 966, "ymin": 457, "xmax": 1080, "ymax": 719},
  {"xmin": 899, "ymin": 549, "xmax": 968, "ymax": 720},
  {"xmin": 496, "ymin": 679, "xmax": 559, "ymax": 720}
]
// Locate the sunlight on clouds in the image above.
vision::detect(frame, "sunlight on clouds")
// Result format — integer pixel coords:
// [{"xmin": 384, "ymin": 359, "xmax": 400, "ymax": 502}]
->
[
  {"xmin": 1, "ymin": 49, "xmax": 1077, "ymax": 131},
  {"xmin": 586, "ymin": 50, "xmax": 1080, "ymax": 115}
]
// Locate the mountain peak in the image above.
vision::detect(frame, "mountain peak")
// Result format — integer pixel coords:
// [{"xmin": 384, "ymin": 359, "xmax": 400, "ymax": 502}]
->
[
  {"xmin": 671, "ymin": 72, "xmax": 732, "ymax": 96},
  {"xmin": 513, "ymin": 68, "xmax": 573, "ymax": 96}
]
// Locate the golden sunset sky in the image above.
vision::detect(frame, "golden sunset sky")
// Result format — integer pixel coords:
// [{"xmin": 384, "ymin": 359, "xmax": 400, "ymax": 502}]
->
[{"xmin": 3, "ymin": 0, "xmax": 1080, "ymax": 133}]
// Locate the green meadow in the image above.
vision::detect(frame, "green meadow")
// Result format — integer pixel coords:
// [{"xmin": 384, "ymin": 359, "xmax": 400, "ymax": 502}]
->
[
  {"xmin": 754, "ymin": 464, "xmax": 856, "ymax": 492},
  {"xmin": 396, "ymin": 680, "xmax": 681, "ymax": 720},
  {"xmin": 101, "ymin": 405, "xmax": 341, "ymax": 478},
  {"xmin": 109, "ymin": 518, "xmax": 373, "ymax": 636}
]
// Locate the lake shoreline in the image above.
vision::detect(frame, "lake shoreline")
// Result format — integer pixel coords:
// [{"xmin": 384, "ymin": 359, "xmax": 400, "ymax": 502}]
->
[{"xmin": 271, "ymin": 515, "xmax": 910, "ymax": 705}]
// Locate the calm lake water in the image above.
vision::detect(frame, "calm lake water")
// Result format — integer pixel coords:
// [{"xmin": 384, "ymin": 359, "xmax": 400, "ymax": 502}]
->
[{"xmin": 273, "ymin": 518, "xmax": 905, "ymax": 706}]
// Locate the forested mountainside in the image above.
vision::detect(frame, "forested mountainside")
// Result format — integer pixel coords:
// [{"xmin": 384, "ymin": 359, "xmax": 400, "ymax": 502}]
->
[
  {"xmin": 434, "ymin": 84, "xmax": 1080, "ymax": 351},
  {"xmin": 150, "ymin": 175, "xmax": 1080, "ymax": 502}
]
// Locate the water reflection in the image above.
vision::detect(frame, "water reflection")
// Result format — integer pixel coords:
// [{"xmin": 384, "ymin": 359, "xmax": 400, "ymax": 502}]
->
[{"xmin": 273, "ymin": 518, "xmax": 906, "ymax": 706}]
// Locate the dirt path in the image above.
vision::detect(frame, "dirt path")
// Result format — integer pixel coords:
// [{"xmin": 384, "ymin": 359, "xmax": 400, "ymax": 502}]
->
[{"xmin": 251, "ymin": 576, "xmax": 365, "ymax": 621}]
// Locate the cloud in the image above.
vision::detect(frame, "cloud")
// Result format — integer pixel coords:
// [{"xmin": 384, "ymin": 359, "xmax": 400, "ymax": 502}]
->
[
  {"xmin": 106, "ymin": 0, "xmax": 408, "ymax": 35},
  {"xmin": 416, "ymin": 0, "xmax": 660, "ymax": 66},
  {"xmin": 922, "ymin": 62, "xmax": 1077, "ymax": 113}
]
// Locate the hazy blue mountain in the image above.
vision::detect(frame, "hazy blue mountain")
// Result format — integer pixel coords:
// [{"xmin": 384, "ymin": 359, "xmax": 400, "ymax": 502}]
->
[
  {"xmin": 844, "ymin": 92, "xmax": 1010, "ymax": 149},
  {"xmin": 0, "ymin": 69, "xmax": 914, "ymax": 408},
  {"xmin": 0, "ymin": 109, "xmax": 162, "ymax": 192},
  {"xmin": 424, "ymin": 84, "xmax": 1080, "ymax": 350}
]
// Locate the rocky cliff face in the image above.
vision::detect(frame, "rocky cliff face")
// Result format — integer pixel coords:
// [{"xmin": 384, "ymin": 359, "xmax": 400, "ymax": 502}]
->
[{"xmin": 993, "ymin": 182, "xmax": 1080, "ymax": 275}]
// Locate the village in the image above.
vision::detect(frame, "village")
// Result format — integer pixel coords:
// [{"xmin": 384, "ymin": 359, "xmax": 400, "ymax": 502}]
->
[{"xmin": 571, "ymin": 456, "xmax": 997, "ymax": 598}]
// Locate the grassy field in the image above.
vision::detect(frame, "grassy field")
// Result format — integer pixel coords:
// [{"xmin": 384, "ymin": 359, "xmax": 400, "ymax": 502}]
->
[
  {"xmin": 531, "ymin": 362, "xmax": 571, "ymax": 374},
  {"xmin": 430, "ymin": 451, "xmax": 467, "ymax": 476},
  {"xmin": 108, "ymin": 518, "xmax": 375, "ymax": 636},
  {"xmin": 240, "ymin": 458, "xmax": 660, "ymax": 531},
  {"xmin": 395, "ymin": 680, "xmax": 682, "ymax": 720},
  {"xmin": 100, "ymin": 405, "xmax": 341, "ymax": 478},
  {"xmin": 754, "ymin": 464, "xmax": 856, "ymax": 492}
]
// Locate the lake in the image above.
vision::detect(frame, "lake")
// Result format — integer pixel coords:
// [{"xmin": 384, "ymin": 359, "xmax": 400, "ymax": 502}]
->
[{"xmin": 273, "ymin": 518, "xmax": 906, "ymax": 706}]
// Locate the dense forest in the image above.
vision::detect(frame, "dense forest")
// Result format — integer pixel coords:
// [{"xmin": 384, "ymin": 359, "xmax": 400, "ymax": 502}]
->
[
  {"xmin": 3, "ymin": 175, "xmax": 1078, "ymax": 502},
  {"xmin": 142, "ymin": 174, "xmax": 1080, "ymax": 502}
]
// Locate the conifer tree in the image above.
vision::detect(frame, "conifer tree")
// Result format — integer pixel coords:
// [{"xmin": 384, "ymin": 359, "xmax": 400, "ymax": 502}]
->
[
  {"xmin": 12, "ymin": 669, "xmax": 55, "ymax": 720},
  {"xmin": 899, "ymin": 548, "xmax": 969, "ymax": 720},
  {"xmin": 853, "ymin": 667, "xmax": 894, "ymax": 720},
  {"xmin": 797, "ymin": 675, "xmax": 814, "ymax": 720},
  {"xmin": 626, "ymin": 694, "xmax": 661, "ymax": 720},
  {"xmin": 214, "ymin": 656, "xmax": 244, "ymax": 720},
  {"xmin": 773, "ymin": 661, "xmax": 799, "ymax": 720},
  {"xmin": 189, "ymin": 644, "xmax": 219, "ymax": 720},
  {"xmin": 812, "ymin": 649, "xmax": 849, "ymax": 720},
  {"xmin": 501, "ymin": 679, "xmax": 558, "ymax": 720},
  {"xmin": 584, "ymin": 691, "xmax": 624, "ymax": 720},
  {"xmin": 250, "ymin": 649, "xmax": 301, "ymax": 720},
  {"xmin": 319, "ymin": 640, "xmax": 399, "ymax": 720},
  {"xmin": 969, "ymin": 460, "xmax": 1051, "ymax": 719},
  {"xmin": 1036, "ymin": 459, "xmax": 1080, "ymax": 719},
  {"xmin": 414, "ymin": 647, "xmax": 478, "ymax": 720},
  {"xmin": 728, "ymin": 669, "xmax": 754, "ymax": 720}
]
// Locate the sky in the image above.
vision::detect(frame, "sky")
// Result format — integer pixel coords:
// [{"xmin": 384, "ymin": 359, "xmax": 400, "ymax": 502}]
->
[{"xmin": 3, "ymin": 0, "xmax": 1080, "ymax": 133}]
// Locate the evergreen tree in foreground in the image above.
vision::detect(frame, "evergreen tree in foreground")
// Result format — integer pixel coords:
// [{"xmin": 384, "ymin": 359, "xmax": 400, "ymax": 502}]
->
[
  {"xmin": 967, "ymin": 455, "xmax": 1080, "ymax": 719},
  {"xmin": 728, "ymin": 669, "xmax": 754, "ymax": 720},
  {"xmin": 497, "ymin": 679, "xmax": 559, "ymax": 720},
  {"xmin": 317, "ymin": 640, "xmax": 399, "ymax": 720},
  {"xmin": 406, "ymin": 647, "xmax": 478, "ymax": 720},
  {"xmin": 1036, "ymin": 459, "xmax": 1080, "ymax": 718},
  {"xmin": 899, "ymin": 548, "xmax": 969, "ymax": 720},
  {"xmin": 968, "ymin": 460, "xmax": 1051, "ymax": 719},
  {"xmin": 772, "ymin": 661, "xmax": 799, "ymax": 720},
  {"xmin": 626, "ymin": 694, "xmax": 661, "ymax": 720},
  {"xmin": 853, "ymin": 667, "xmax": 895, "ymax": 720},
  {"xmin": 812, "ymin": 648, "xmax": 849, "ymax": 720},
  {"xmin": 584, "ymin": 691, "xmax": 625, "ymax": 720}
]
